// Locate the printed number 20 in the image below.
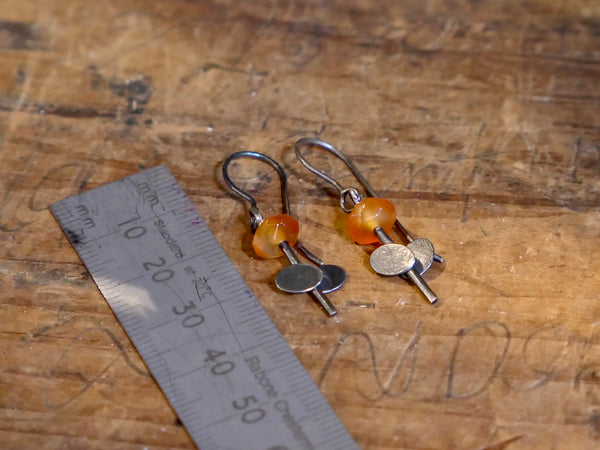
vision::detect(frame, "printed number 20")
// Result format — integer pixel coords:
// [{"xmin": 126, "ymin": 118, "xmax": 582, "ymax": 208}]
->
[{"xmin": 142, "ymin": 256, "xmax": 174, "ymax": 282}]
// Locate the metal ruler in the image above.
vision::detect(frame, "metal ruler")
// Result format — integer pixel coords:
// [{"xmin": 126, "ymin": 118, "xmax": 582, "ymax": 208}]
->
[{"xmin": 50, "ymin": 165, "xmax": 358, "ymax": 450}]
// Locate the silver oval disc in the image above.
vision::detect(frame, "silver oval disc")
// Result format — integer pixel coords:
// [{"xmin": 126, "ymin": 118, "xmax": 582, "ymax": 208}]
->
[
  {"xmin": 275, "ymin": 264, "xmax": 323, "ymax": 294},
  {"xmin": 318, "ymin": 264, "xmax": 347, "ymax": 293},
  {"xmin": 369, "ymin": 244, "xmax": 416, "ymax": 276},
  {"xmin": 407, "ymin": 238, "xmax": 435, "ymax": 275}
]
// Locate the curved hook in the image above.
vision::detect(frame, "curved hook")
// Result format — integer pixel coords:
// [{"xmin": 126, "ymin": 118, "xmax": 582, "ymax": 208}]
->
[
  {"xmin": 295, "ymin": 137, "xmax": 374, "ymax": 212},
  {"xmin": 222, "ymin": 151, "xmax": 291, "ymax": 232}
]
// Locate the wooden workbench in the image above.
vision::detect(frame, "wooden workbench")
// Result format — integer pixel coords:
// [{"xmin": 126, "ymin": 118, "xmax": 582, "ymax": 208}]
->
[{"xmin": 1, "ymin": 0, "xmax": 599, "ymax": 448}]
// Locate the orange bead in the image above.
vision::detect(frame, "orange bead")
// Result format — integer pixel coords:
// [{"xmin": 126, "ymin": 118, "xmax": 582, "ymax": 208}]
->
[
  {"xmin": 348, "ymin": 198, "xmax": 396, "ymax": 244},
  {"xmin": 252, "ymin": 214, "xmax": 299, "ymax": 259}
]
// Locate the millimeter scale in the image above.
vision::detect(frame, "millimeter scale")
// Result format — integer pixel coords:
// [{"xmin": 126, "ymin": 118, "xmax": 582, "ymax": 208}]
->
[{"xmin": 50, "ymin": 165, "xmax": 358, "ymax": 450}]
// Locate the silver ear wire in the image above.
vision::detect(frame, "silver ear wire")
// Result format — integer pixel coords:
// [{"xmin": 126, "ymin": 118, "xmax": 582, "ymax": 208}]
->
[
  {"xmin": 222, "ymin": 151, "xmax": 291, "ymax": 232},
  {"xmin": 294, "ymin": 138, "xmax": 363, "ymax": 212},
  {"xmin": 295, "ymin": 137, "xmax": 373, "ymax": 193}
]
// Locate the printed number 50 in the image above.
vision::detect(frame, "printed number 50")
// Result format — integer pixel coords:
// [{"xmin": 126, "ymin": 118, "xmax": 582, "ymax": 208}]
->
[{"xmin": 233, "ymin": 396, "xmax": 266, "ymax": 424}]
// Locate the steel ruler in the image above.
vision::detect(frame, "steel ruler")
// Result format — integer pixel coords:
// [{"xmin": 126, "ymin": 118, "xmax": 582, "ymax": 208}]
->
[{"xmin": 50, "ymin": 165, "xmax": 358, "ymax": 450}]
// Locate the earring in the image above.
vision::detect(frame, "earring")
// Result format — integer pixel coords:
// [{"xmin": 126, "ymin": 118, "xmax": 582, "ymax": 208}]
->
[
  {"xmin": 222, "ymin": 150, "xmax": 345, "ymax": 316},
  {"xmin": 294, "ymin": 138, "xmax": 442, "ymax": 305}
]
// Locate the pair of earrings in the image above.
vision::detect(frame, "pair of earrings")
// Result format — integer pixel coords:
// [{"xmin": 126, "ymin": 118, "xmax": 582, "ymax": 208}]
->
[{"xmin": 222, "ymin": 139, "xmax": 443, "ymax": 316}]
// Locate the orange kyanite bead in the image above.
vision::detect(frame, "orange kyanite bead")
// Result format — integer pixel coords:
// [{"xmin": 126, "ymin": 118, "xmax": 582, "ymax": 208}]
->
[
  {"xmin": 348, "ymin": 198, "xmax": 396, "ymax": 244},
  {"xmin": 252, "ymin": 214, "xmax": 299, "ymax": 259}
]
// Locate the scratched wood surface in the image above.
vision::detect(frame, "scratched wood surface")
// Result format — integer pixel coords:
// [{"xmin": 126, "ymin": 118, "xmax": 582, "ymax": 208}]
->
[{"xmin": 1, "ymin": 0, "xmax": 599, "ymax": 448}]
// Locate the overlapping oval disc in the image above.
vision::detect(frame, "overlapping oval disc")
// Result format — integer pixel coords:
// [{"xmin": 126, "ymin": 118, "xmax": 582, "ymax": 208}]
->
[
  {"xmin": 275, "ymin": 263, "xmax": 323, "ymax": 293},
  {"xmin": 407, "ymin": 238, "xmax": 435, "ymax": 275},
  {"xmin": 318, "ymin": 264, "xmax": 347, "ymax": 293},
  {"xmin": 369, "ymin": 243, "xmax": 416, "ymax": 276}
]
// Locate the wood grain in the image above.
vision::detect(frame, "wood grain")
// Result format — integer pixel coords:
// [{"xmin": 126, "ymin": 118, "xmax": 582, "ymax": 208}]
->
[{"xmin": 1, "ymin": 0, "xmax": 599, "ymax": 448}]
